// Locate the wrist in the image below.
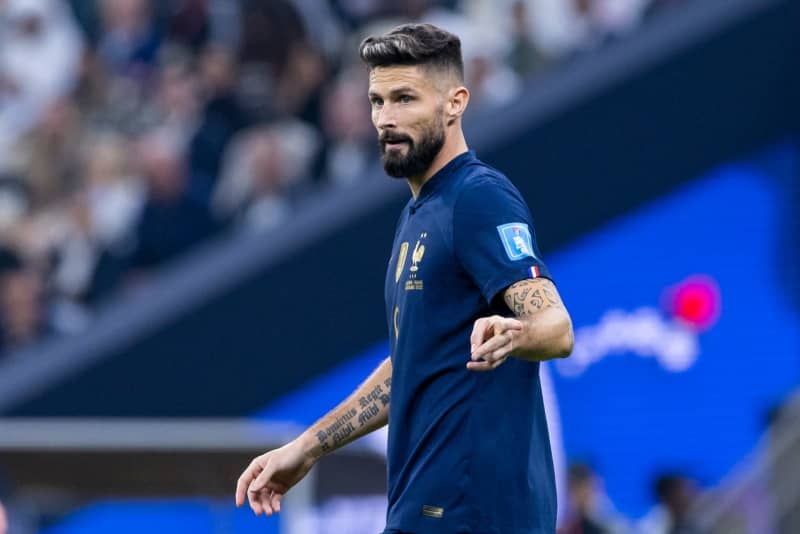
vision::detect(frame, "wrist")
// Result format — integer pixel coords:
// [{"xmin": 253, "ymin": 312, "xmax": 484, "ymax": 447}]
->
[{"xmin": 296, "ymin": 431, "xmax": 324, "ymax": 462}]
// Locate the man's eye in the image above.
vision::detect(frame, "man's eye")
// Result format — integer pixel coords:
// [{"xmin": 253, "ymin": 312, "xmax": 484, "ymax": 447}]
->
[
  {"xmin": 371, "ymin": 98, "xmax": 383, "ymax": 107},
  {"xmin": 399, "ymin": 95, "xmax": 412, "ymax": 103}
]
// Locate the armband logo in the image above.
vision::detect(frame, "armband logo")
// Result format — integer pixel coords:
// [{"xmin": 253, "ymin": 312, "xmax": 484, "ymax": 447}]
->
[{"xmin": 497, "ymin": 223, "xmax": 536, "ymax": 261}]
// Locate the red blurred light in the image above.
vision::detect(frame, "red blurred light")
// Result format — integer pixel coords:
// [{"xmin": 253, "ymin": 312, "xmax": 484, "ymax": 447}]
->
[{"xmin": 663, "ymin": 275, "xmax": 721, "ymax": 331}]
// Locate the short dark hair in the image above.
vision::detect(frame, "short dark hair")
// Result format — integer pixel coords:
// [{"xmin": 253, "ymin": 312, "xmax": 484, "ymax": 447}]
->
[{"xmin": 359, "ymin": 23, "xmax": 464, "ymax": 82}]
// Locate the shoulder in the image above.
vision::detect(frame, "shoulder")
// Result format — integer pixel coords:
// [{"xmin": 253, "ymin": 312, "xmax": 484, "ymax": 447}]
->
[
  {"xmin": 454, "ymin": 164, "xmax": 525, "ymax": 214},
  {"xmin": 459, "ymin": 158, "xmax": 513, "ymax": 188}
]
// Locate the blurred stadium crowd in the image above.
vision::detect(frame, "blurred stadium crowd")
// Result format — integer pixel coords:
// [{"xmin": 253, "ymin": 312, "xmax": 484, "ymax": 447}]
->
[
  {"xmin": 558, "ymin": 464, "xmax": 701, "ymax": 534},
  {"xmin": 0, "ymin": 0, "xmax": 687, "ymax": 355}
]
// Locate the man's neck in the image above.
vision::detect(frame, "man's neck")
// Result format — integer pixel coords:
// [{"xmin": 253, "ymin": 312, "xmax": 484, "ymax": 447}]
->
[{"xmin": 407, "ymin": 130, "xmax": 468, "ymax": 199}]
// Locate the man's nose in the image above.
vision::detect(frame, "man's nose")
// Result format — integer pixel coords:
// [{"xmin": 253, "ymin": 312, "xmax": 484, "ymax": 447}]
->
[{"xmin": 375, "ymin": 104, "xmax": 397, "ymax": 130}]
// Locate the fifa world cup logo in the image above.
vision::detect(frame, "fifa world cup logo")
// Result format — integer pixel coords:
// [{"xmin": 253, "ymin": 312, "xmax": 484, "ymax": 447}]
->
[{"xmin": 513, "ymin": 231, "xmax": 531, "ymax": 256}]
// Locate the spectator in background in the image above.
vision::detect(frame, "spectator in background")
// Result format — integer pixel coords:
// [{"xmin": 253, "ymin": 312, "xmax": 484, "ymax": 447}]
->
[
  {"xmin": 569, "ymin": 0, "xmax": 607, "ymax": 50},
  {"xmin": 0, "ymin": 0, "xmax": 83, "ymax": 173},
  {"xmin": 506, "ymin": 0, "xmax": 548, "ymax": 78},
  {"xmin": 9, "ymin": 98, "xmax": 85, "ymax": 210},
  {"xmin": 0, "ymin": 174, "xmax": 31, "ymax": 235},
  {"xmin": 319, "ymin": 65, "xmax": 373, "ymax": 184},
  {"xmin": 168, "ymin": 0, "xmax": 211, "ymax": 52},
  {"xmin": 638, "ymin": 474, "xmax": 701, "ymax": 534},
  {"xmin": 0, "ymin": 246, "xmax": 51, "ymax": 353},
  {"xmin": 147, "ymin": 47, "xmax": 201, "ymax": 145},
  {"xmin": 187, "ymin": 44, "xmax": 249, "ymax": 205},
  {"xmin": 128, "ymin": 130, "xmax": 216, "ymax": 269},
  {"xmin": 96, "ymin": 0, "xmax": 161, "ymax": 78},
  {"xmin": 568, "ymin": 0, "xmax": 651, "ymax": 51},
  {"xmin": 213, "ymin": 120, "xmax": 319, "ymax": 233},
  {"xmin": 559, "ymin": 463, "xmax": 630, "ymax": 534},
  {"xmin": 50, "ymin": 132, "xmax": 143, "ymax": 304},
  {"xmin": 236, "ymin": 0, "xmax": 326, "ymax": 122}
]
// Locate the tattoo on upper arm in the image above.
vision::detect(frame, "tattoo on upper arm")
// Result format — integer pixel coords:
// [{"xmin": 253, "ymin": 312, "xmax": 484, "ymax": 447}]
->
[{"xmin": 504, "ymin": 278, "xmax": 563, "ymax": 317}]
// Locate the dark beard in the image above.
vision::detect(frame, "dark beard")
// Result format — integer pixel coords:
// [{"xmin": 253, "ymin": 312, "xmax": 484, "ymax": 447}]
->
[{"xmin": 379, "ymin": 120, "xmax": 445, "ymax": 179}]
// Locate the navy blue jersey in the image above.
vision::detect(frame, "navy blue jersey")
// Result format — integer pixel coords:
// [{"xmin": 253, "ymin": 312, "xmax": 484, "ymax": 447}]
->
[{"xmin": 383, "ymin": 150, "xmax": 556, "ymax": 534}]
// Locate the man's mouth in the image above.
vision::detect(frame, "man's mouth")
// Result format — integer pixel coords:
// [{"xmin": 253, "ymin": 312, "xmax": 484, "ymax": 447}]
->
[
  {"xmin": 382, "ymin": 133, "xmax": 412, "ymax": 151},
  {"xmin": 384, "ymin": 140, "xmax": 408, "ymax": 150}
]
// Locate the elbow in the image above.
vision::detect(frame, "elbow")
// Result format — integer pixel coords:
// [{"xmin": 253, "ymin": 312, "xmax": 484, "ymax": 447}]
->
[{"xmin": 555, "ymin": 315, "xmax": 574, "ymax": 359}]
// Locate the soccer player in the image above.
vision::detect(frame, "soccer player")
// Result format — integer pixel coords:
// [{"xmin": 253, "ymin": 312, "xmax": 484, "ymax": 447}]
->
[{"xmin": 235, "ymin": 23, "xmax": 574, "ymax": 534}]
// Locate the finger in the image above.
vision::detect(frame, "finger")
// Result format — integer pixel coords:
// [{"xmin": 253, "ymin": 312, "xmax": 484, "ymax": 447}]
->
[
  {"xmin": 485, "ymin": 316, "xmax": 522, "ymax": 338},
  {"xmin": 466, "ymin": 360, "xmax": 492, "ymax": 372},
  {"xmin": 503, "ymin": 318, "xmax": 524, "ymax": 331},
  {"xmin": 467, "ymin": 354, "xmax": 509, "ymax": 372},
  {"xmin": 260, "ymin": 490, "xmax": 274, "ymax": 516},
  {"xmin": 490, "ymin": 331, "xmax": 518, "ymax": 361},
  {"xmin": 248, "ymin": 487, "xmax": 263, "ymax": 515},
  {"xmin": 472, "ymin": 316, "xmax": 501, "ymax": 354},
  {"xmin": 236, "ymin": 460, "xmax": 262, "ymax": 507},
  {"xmin": 470, "ymin": 318, "xmax": 488, "ymax": 351},
  {"xmin": 490, "ymin": 345, "xmax": 513, "ymax": 363},
  {"xmin": 248, "ymin": 464, "xmax": 275, "ymax": 514},
  {"xmin": 490, "ymin": 317, "xmax": 523, "ymax": 337},
  {"xmin": 271, "ymin": 491, "xmax": 283, "ymax": 513},
  {"xmin": 472, "ymin": 331, "xmax": 510, "ymax": 361}
]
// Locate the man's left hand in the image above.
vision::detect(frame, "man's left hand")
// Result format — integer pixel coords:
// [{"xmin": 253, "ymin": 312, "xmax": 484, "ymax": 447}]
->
[{"xmin": 467, "ymin": 316, "xmax": 523, "ymax": 372}]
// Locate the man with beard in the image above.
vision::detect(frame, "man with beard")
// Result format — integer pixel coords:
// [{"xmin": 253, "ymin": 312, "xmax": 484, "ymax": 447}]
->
[{"xmin": 236, "ymin": 23, "xmax": 574, "ymax": 534}]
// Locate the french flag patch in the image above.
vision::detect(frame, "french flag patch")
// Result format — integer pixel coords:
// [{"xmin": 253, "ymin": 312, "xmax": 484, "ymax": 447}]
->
[{"xmin": 529, "ymin": 265, "xmax": 541, "ymax": 278}]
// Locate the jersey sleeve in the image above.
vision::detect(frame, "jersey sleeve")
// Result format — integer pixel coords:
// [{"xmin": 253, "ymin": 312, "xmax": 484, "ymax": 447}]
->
[{"xmin": 453, "ymin": 177, "xmax": 552, "ymax": 304}]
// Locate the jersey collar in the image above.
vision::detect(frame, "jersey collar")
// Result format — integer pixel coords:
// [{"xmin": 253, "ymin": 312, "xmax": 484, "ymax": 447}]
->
[{"xmin": 412, "ymin": 150, "xmax": 476, "ymax": 208}]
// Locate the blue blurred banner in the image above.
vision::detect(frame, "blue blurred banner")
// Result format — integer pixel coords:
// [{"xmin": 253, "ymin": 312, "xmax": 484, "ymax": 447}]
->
[
  {"xmin": 41, "ymin": 499, "xmax": 280, "ymax": 534},
  {"xmin": 549, "ymin": 140, "xmax": 799, "ymax": 515}
]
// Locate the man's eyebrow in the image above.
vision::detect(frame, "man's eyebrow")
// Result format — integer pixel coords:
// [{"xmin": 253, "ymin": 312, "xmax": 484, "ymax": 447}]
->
[{"xmin": 368, "ymin": 86, "xmax": 420, "ymax": 98}]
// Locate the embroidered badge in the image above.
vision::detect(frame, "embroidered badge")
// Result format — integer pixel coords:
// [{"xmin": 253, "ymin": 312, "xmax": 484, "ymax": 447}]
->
[
  {"xmin": 497, "ymin": 223, "xmax": 536, "ymax": 261},
  {"xmin": 421, "ymin": 505, "xmax": 444, "ymax": 519},
  {"xmin": 395, "ymin": 242, "xmax": 409, "ymax": 283}
]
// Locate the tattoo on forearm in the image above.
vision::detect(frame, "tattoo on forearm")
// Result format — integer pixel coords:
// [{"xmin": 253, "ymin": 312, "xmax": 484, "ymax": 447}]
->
[
  {"xmin": 357, "ymin": 384, "xmax": 390, "ymax": 428},
  {"xmin": 504, "ymin": 278, "xmax": 563, "ymax": 318},
  {"xmin": 316, "ymin": 408, "xmax": 357, "ymax": 453},
  {"xmin": 316, "ymin": 381, "xmax": 391, "ymax": 452}
]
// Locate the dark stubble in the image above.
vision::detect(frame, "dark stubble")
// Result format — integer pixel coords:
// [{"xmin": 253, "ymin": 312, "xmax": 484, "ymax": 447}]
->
[{"xmin": 379, "ymin": 114, "xmax": 446, "ymax": 179}]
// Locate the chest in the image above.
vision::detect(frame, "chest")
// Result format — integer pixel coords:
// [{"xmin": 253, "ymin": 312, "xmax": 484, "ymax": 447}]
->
[{"xmin": 385, "ymin": 202, "xmax": 472, "ymax": 316}]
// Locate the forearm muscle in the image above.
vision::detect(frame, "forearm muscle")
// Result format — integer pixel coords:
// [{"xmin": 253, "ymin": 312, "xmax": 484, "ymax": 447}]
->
[{"xmin": 299, "ymin": 357, "xmax": 392, "ymax": 459}]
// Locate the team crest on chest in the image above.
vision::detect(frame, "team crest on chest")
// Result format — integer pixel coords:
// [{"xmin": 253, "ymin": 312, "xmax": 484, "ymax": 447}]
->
[
  {"xmin": 410, "ymin": 236, "xmax": 426, "ymax": 272},
  {"xmin": 395, "ymin": 242, "xmax": 409, "ymax": 283},
  {"xmin": 405, "ymin": 232, "xmax": 427, "ymax": 291}
]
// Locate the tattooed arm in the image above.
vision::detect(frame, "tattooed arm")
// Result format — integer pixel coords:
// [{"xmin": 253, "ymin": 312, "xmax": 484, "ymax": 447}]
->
[
  {"xmin": 236, "ymin": 358, "xmax": 392, "ymax": 515},
  {"xmin": 468, "ymin": 279, "xmax": 573, "ymax": 371},
  {"xmin": 303, "ymin": 357, "xmax": 392, "ymax": 457}
]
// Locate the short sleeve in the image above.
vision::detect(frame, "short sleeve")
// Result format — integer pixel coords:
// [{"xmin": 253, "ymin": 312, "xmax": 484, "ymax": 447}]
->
[{"xmin": 453, "ymin": 177, "xmax": 551, "ymax": 304}]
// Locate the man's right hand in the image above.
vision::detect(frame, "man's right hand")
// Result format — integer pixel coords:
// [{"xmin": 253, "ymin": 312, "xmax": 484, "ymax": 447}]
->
[{"xmin": 235, "ymin": 439, "xmax": 317, "ymax": 516}]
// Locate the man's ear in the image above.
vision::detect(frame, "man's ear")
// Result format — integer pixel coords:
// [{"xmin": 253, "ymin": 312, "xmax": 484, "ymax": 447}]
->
[{"xmin": 446, "ymin": 86, "xmax": 469, "ymax": 126}]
